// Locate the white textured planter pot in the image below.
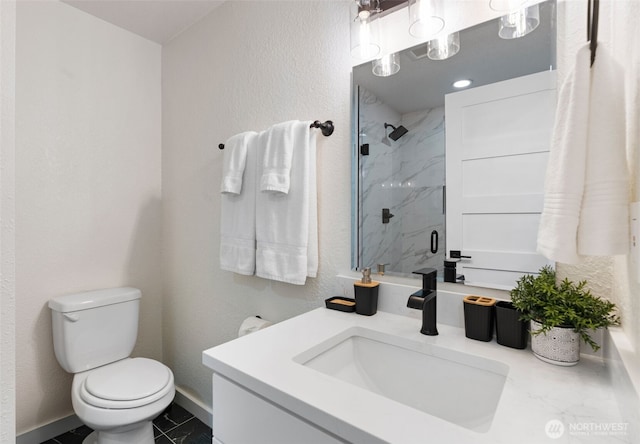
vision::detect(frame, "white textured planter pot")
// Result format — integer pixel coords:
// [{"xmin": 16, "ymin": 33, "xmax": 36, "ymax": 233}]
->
[{"xmin": 530, "ymin": 320, "xmax": 580, "ymax": 366}]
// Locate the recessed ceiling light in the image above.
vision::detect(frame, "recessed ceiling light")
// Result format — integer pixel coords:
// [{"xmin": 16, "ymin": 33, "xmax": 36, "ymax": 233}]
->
[{"xmin": 453, "ymin": 79, "xmax": 472, "ymax": 89}]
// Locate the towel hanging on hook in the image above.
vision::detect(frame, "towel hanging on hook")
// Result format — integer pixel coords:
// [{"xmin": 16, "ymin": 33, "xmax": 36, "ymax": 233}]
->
[{"xmin": 587, "ymin": 0, "xmax": 599, "ymax": 66}]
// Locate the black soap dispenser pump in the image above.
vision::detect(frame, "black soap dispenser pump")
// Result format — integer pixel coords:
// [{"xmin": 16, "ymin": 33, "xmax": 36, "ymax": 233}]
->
[{"xmin": 354, "ymin": 268, "xmax": 379, "ymax": 316}]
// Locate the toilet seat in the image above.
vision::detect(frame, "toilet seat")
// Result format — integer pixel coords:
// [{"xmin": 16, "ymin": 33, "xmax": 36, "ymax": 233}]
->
[{"xmin": 80, "ymin": 358, "xmax": 172, "ymax": 409}]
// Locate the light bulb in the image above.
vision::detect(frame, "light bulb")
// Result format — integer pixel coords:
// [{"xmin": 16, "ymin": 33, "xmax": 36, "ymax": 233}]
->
[{"xmin": 372, "ymin": 53, "xmax": 400, "ymax": 77}]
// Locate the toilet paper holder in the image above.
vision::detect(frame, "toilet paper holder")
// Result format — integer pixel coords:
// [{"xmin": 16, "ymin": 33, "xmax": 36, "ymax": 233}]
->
[{"xmin": 238, "ymin": 315, "xmax": 272, "ymax": 337}]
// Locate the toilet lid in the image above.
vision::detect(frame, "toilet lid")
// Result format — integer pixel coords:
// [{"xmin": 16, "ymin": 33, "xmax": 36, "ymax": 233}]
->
[{"xmin": 81, "ymin": 358, "xmax": 172, "ymax": 408}]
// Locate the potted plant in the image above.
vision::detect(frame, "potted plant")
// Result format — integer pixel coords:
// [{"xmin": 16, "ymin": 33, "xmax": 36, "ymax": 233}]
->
[{"xmin": 510, "ymin": 266, "xmax": 620, "ymax": 366}]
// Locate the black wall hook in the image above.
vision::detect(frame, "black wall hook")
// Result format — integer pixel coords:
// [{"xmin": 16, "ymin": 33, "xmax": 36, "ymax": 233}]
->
[{"xmin": 588, "ymin": 0, "xmax": 599, "ymax": 67}]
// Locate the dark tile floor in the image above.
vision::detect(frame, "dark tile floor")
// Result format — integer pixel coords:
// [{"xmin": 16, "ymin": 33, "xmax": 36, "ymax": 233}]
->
[{"xmin": 41, "ymin": 403, "xmax": 212, "ymax": 444}]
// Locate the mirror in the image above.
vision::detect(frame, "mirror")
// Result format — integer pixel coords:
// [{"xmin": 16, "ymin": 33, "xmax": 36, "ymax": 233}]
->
[{"xmin": 352, "ymin": 1, "xmax": 556, "ymax": 280}]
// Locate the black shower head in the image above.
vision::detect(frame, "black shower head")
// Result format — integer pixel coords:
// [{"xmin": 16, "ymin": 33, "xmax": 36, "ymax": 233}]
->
[{"xmin": 384, "ymin": 123, "xmax": 409, "ymax": 141}]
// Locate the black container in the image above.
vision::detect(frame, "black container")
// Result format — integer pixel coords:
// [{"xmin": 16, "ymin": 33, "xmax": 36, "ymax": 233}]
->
[
  {"xmin": 354, "ymin": 283, "xmax": 379, "ymax": 316},
  {"xmin": 444, "ymin": 260, "xmax": 458, "ymax": 283},
  {"xmin": 495, "ymin": 301, "xmax": 528, "ymax": 349},
  {"xmin": 325, "ymin": 296, "xmax": 356, "ymax": 313},
  {"xmin": 463, "ymin": 295, "xmax": 496, "ymax": 341}
]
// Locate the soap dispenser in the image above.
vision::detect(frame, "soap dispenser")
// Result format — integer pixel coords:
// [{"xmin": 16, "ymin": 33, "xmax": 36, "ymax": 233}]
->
[{"xmin": 354, "ymin": 268, "xmax": 379, "ymax": 316}]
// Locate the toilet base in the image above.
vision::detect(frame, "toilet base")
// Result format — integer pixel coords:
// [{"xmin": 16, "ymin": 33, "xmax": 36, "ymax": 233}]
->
[{"xmin": 82, "ymin": 421, "xmax": 154, "ymax": 444}]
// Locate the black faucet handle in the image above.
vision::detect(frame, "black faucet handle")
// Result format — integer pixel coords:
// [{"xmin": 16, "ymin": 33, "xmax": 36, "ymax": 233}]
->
[
  {"xmin": 408, "ymin": 269, "xmax": 439, "ymax": 337},
  {"xmin": 449, "ymin": 250, "xmax": 472, "ymax": 259},
  {"xmin": 412, "ymin": 268, "xmax": 437, "ymax": 293}
]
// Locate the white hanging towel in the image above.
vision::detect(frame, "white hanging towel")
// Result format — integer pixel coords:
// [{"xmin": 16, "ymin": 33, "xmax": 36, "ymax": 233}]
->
[
  {"xmin": 220, "ymin": 131, "xmax": 259, "ymax": 275},
  {"xmin": 256, "ymin": 120, "xmax": 318, "ymax": 285},
  {"xmin": 260, "ymin": 120, "xmax": 297, "ymax": 194},
  {"xmin": 220, "ymin": 132, "xmax": 253, "ymax": 194},
  {"xmin": 537, "ymin": 45, "xmax": 629, "ymax": 264}
]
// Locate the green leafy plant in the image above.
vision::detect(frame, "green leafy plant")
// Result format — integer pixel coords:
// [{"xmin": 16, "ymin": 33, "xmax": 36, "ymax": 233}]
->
[{"xmin": 510, "ymin": 266, "xmax": 620, "ymax": 351}]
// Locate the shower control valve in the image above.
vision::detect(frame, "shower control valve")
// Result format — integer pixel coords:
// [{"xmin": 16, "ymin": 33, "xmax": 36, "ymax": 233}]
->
[{"xmin": 382, "ymin": 208, "xmax": 394, "ymax": 224}]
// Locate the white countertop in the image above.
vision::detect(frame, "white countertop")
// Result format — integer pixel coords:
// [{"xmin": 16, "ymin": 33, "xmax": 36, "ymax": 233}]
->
[{"xmin": 203, "ymin": 308, "xmax": 629, "ymax": 444}]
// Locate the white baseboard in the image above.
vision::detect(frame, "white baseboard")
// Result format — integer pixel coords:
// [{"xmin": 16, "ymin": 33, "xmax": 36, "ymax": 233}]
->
[
  {"xmin": 16, "ymin": 386, "xmax": 213, "ymax": 444},
  {"xmin": 16, "ymin": 413, "xmax": 82, "ymax": 444},
  {"xmin": 174, "ymin": 385, "xmax": 213, "ymax": 428}
]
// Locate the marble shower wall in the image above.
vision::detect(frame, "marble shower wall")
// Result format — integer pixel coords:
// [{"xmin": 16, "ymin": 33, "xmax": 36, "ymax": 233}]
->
[
  {"xmin": 357, "ymin": 86, "xmax": 401, "ymax": 273},
  {"xmin": 358, "ymin": 86, "xmax": 445, "ymax": 277}
]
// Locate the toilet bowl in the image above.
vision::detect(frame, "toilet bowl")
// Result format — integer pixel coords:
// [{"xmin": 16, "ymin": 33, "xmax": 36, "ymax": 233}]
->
[
  {"xmin": 49, "ymin": 288, "xmax": 175, "ymax": 444},
  {"xmin": 72, "ymin": 358, "xmax": 175, "ymax": 444}
]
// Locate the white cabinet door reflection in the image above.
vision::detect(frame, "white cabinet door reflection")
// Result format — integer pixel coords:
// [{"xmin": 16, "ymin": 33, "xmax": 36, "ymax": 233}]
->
[{"xmin": 445, "ymin": 70, "xmax": 556, "ymax": 290}]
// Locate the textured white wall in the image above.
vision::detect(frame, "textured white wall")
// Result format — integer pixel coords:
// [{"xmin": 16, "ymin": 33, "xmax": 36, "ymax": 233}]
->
[
  {"xmin": 1, "ymin": 2, "xmax": 16, "ymax": 442},
  {"xmin": 161, "ymin": 1, "xmax": 351, "ymax": 407},
  {"xmin": 15, "ymin": 2, "xmax": 162, "ymax": 434},
  {"xmin": 555, "ymin": 0, "xmax": 640, "ymax": 352}
]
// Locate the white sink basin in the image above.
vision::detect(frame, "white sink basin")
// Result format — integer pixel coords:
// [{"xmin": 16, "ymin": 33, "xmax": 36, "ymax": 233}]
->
[{"xmin": 294, "ymin": 327, "xmax": 508, "ymax": 433}]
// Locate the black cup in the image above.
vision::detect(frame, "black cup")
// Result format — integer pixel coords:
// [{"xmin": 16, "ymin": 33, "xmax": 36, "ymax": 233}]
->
[{"xmin": 495, "ymin": 301, "xmax": 528, "ymax": 349}]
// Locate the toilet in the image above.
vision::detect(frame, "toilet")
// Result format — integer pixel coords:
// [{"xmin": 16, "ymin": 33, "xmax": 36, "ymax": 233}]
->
[{"xmin": 49, "ymin": 287, "xmax": 175, "ymax": 444}]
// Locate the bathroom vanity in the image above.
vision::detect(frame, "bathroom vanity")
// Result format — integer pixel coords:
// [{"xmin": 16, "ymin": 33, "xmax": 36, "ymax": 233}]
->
[{"xmin": 202, "ymin": 294, "xmax": 634, "ymax": 444}]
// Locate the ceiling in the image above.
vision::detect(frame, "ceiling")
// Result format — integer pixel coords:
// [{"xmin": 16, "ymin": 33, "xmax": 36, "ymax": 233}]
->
[
  {"xmin": 62, "ymin": 0, "xmax": 224, "ymax": 44},
  {"xmin": 354, "ymin": 0, "xmax": 555, "ymax": 113},
  {"xmin": 61, "ymin": 0, "xmax": 554, "ymax": 105}
]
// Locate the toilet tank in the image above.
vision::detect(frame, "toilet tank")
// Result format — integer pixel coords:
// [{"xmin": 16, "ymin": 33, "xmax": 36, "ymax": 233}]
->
[{"xmin": 49, "ymin": 287, "xmax": 141, "ymax": 373}]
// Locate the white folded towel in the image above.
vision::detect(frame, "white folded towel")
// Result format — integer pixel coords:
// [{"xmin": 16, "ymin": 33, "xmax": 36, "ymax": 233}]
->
[
  {"xmin": 220, "ymin": 131, "xmax": 256, "ymax": 195},
  {"xmin": 537, "ymin": 45, "xmax": 629, "ymax": 264},
  {"xmin": 260, "ymin": 120, "xmax": 297, "ymax": 194},
  {"xmin": 220, "ymin": 131, "xmax": 260, "ymax": 275},
  {"xmin": 256, "ymin": 121, "xmax": 318, "ymax": 284}
]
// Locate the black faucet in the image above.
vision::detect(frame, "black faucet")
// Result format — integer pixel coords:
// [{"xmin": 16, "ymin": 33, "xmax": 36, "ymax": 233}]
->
[{"xmin": 407, "ymin": 268, "xmax": 438, "ymax": 336}]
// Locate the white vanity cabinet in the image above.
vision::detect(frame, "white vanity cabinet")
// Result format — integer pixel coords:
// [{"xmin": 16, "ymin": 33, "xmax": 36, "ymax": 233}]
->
[{"xmin": 211, "ymin": 373, "xmax": 345, "ymax": 444}]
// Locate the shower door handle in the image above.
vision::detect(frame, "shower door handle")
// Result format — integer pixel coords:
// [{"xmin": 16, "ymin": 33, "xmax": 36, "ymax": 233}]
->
[{"xmin": 430, "ymin": 230, "xmax": 438, "ymax": 254}]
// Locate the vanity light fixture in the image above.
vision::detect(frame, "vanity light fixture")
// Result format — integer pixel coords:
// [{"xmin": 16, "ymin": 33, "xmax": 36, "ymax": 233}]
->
[
  {"xmin": 408, "ymin": 0, "xmax": 445, "ymax": 38},
  {"xmin": 498, "ymin": 3, "xmax": 540, "ymax": 39},
  {"xmin": 350, "ymin": 0, "xmax": 382, "ymax": 60},
  {"xmin": 372, "ymin": 52, "xmax": 400, "ymax": 76},
  {"xmin": 452, "ymin": 79, "xmax": 472, "ymax": 88},
  {"xmin": 427, "ymin": 32, "xmax": 460, "ymax": 60}
]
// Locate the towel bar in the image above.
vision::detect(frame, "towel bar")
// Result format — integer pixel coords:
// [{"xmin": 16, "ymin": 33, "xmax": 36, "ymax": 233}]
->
[{"xmin": 218, "ymin": 120, "xmax": 333, "ymax": 149}]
